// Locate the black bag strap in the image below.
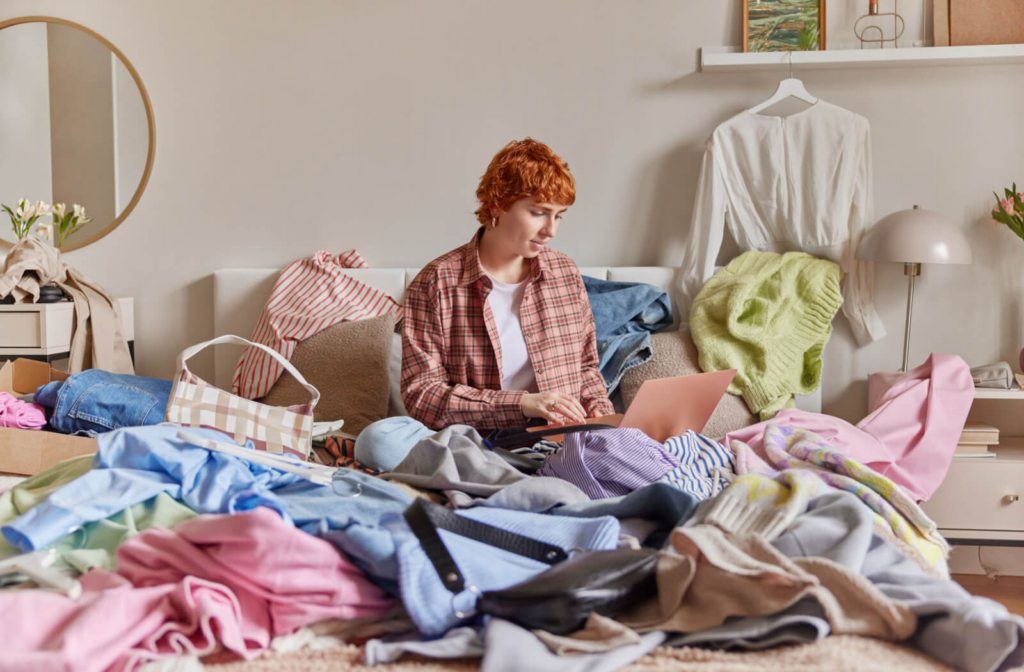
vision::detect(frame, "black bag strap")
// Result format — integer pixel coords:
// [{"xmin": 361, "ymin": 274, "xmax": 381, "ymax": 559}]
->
[
  {"xmin": 403, "ymin": 498, "xmax": 568, "ymax": 595},
  {"xmin": 484, "ymin": 423, "xmax": 617, "ymax": 449}
]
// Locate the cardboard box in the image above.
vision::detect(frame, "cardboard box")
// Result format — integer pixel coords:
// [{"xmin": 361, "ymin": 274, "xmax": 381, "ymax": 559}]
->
[
  {"xmin": 0, "ymin": 359, "xmax": 96, "ymax": 476},
  {"xmin": 949, "ymin": 0, "xmax": 1024, "ymax": 46}
]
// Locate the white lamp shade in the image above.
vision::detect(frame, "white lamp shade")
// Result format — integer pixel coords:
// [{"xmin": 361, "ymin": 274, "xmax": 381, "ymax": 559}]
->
[{"xmin": 857, "ymin": 206, "xmax": 973, "ymax": 265}]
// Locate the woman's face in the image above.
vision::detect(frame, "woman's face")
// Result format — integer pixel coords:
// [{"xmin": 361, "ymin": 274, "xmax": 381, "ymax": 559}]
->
[{"xmin": 492, "ymin": 197, "xmax": 567, "ymax": 259}]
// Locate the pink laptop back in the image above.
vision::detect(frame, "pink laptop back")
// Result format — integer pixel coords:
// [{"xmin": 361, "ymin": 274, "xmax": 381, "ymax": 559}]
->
[{"xmin": 619, "ymin": 369, "xmax": 737, "ymax": 442}]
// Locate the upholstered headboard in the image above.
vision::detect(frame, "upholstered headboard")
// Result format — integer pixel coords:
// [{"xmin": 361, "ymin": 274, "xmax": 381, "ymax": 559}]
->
[{"xmin": 211, "ymin": 266, "xmax": 822, "ymax": 413}]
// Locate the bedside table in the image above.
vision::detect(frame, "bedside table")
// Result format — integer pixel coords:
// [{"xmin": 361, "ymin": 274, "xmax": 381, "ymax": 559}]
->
[
  {"xmin": 0, "ymin": 298, "xmax": 135, "ymax": 365},
  {"xmin": 922, "ymin": 388, "xmax": 1024, "ymax": 547}
]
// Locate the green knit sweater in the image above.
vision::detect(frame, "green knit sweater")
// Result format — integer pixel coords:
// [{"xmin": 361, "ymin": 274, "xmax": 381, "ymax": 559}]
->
[{"xmin": 690, "ymin": 251, "xmax": 842, "ymax": 419}]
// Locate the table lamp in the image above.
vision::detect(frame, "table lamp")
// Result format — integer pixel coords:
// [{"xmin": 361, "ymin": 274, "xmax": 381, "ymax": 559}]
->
[{"xmin": 857, "ymin": 205, "xmax": 973, "ymax": 372}]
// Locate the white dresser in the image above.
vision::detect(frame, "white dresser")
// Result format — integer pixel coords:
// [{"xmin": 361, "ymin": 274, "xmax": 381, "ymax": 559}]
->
[
  {"xmin": 922, "ymin": 388, "xmax": 1024, "ymax": 546},
  {"xmin": 0, "ymin": 298, "xmax": 135, "ymax": 364}
]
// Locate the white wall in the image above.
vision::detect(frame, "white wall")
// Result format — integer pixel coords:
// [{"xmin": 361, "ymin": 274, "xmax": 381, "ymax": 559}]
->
[
  {"xmin": 1, "ymin": 0, "xmax": 1023, "ymax": 424},
  {"xmin": 0, "ymin": 22, "xmax": 52, "ymax": 241}
]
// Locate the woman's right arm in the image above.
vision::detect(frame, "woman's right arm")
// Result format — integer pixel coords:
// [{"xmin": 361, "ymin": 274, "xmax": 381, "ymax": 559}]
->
[{"xmin": 400, "ymin": 277, "xmax": 528, "ymax": 430}]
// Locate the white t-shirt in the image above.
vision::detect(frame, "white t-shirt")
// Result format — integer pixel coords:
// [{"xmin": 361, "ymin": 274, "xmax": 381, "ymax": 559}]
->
[{"xmin": 484, "ymin": 273, "xmax": 538, "ymax": 392}]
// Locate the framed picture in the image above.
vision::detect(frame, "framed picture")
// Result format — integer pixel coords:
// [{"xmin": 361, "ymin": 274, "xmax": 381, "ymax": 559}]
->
[{"xmin": 744, "ymin": 0, "xmax": 826, "ymax": 53}]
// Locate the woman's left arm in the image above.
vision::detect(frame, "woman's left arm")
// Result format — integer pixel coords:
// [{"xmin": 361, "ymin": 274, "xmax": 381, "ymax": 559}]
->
[{"xmin": 576, "ymin": 275, "xmax": 615, "ymax": 418}]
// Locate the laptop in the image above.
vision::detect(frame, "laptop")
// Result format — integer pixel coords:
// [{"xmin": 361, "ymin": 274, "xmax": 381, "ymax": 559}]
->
[{"xmin": 528, "ymin": 369, "xmax": 737, "ymax": 443}]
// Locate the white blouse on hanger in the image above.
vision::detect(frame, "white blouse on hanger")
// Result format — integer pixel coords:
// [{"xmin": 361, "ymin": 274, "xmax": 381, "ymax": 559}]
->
[{"xmin": 679, "ymin": 100, "xmax": 886, "ymax": 346}]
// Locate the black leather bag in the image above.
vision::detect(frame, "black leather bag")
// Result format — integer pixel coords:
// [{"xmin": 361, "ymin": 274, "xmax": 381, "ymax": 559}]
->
[
  {"xmin": 403, "ymin": 498, "xmax": 658, "ymax": 635},
  {"xmin": 479, "ymin": 548, "xmax": 658, "ymax": 634}
]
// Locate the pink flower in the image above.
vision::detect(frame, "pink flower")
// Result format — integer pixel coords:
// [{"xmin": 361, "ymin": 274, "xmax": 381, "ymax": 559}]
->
[{"xmin": 1001, "ymin": 198, "xmax": 1015, "ymax": 212}]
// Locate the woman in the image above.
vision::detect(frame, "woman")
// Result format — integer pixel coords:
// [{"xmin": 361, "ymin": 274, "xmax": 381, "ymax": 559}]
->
[
  {"xmin": 356, "ymin": 139, "xmax": 613, "ymax": 471},
  {"xmin": 401, "ymin": 137, "xmax": 614, "ymax": 430}
]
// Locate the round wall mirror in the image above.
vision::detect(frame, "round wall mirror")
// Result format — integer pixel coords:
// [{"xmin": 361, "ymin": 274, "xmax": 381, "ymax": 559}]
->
[{"xmin": 0, "ymin": 16, "xmax": 155, "ymax": 252}]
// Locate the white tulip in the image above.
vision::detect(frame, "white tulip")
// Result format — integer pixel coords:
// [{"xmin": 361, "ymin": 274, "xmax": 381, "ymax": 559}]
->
[
  {"xmin": 53, "ymin": 203, "xmax": 66, "ymax": 219},
  {"xmin": 20, "ymin": 202, "xmax": 35, "ymax": 220},
  {"xmin": 35, "ymin": 201, "xmax": 51, "ymax": 218},
  {"xmin": 14, "ymin": 206, "xmax": 24, "ymax": 221},
  {"xmin": 72, "ymin": 204, "xmax": 85, "ymax": 219},
  {"xmin": 17, "ymin": 198, "xmax": 28, "ymax": 211}
]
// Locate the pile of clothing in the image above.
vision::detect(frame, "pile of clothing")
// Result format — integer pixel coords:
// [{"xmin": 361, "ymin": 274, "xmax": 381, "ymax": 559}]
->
[
  {"xmin": 0, "ymin": 251, "xmax": 1003, "ymax": 672},
  {"xmin": 1, "ymin": 407, "xmax": 1022, "ymax": 672}
]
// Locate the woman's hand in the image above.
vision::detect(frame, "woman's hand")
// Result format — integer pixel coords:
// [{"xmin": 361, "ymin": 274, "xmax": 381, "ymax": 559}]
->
[{"xmin": 521, "ymin": 392, "xmax": 587, "ymax": 425}]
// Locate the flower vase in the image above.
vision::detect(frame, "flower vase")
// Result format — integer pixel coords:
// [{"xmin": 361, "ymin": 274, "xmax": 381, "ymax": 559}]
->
[{"xmin": 37, "ymin": 284, "xmax": 64, "ymax": 304}]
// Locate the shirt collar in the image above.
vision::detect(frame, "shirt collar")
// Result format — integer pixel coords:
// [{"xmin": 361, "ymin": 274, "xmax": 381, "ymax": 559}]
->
[{"xmin": 460, "ymin": 229, "xmax": 550, "ymax": 287}]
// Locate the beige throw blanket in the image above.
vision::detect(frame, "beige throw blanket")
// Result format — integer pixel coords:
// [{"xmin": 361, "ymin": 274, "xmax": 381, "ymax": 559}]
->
[{"xmin": 0, "ymin": 238, "xmax": 134, "ymax": 374}]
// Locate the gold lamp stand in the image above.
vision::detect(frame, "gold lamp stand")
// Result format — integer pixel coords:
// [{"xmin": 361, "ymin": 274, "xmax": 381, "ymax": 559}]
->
[{"xmin": 900, "ymin": 262, "xmax": 921, "ymax": 372}]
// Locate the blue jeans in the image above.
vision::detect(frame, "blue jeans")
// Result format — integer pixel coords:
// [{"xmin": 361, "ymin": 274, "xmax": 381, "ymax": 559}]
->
[
  {"xmin": 34, "ymin": 370, "xmax": 172, "ymax": 435},
  {"xmin": 583, "ymin": 276, "xmax": 673, "ymax": 394}
]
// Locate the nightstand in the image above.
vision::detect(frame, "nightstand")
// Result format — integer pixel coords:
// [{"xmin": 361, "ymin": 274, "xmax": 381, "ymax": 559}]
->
[
  {"xmin": 0, "ymin": 298, "xmax": 135, "ymax": 365},
  {"xmin": 922, "ymin": 388, "xmax": 1024, "ymax": 546}
]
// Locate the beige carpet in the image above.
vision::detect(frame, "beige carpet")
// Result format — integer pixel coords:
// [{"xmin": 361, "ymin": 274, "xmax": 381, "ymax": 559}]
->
[
  {"xmin": 0, "ymin": 473, "xmax": 26, "ymax": 492},
  {"xmin": 206, "ymin": 636, "xmax": 960, "ymax": 672}
]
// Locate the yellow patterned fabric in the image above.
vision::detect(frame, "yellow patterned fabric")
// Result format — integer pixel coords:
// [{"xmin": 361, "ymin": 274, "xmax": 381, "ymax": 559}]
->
[{"xmin": 731, "ymin": 425, "xmax": 949, "ymax": 575}]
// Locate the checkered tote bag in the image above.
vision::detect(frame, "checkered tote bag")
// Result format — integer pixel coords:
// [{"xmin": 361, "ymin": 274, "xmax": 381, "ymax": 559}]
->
[{"xmin": 166, "ymin": 335, "xmax": 319, "ymax": 458}]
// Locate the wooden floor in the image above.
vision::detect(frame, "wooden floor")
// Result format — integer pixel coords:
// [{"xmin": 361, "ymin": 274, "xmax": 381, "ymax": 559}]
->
[{"xmin": 953, "ymin": 574, "xmax": 1024, "ymax": 616}]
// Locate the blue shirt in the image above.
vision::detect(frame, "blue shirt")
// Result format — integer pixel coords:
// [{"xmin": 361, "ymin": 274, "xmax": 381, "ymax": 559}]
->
[{"xmin": 2, "ymin": 425, "xmax": 305, "ymax": 551}]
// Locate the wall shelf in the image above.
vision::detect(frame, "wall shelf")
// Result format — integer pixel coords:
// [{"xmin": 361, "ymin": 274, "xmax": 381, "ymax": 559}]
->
[
  {"xmin": 700, "ymin": 44, "xmax": 1024, "ymax": 73},
  {"xmin": 973, "ymin": 388, "xmax": 1024, "ymax": 400}
]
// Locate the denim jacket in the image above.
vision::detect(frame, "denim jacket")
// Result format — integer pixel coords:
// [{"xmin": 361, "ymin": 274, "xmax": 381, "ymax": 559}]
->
[
  {"xmin": 34, "ymin": 370, "xmax": 173, "ymax": 435},
  {"xmin": 583, "ymin": 276, "xmax": 673, "ymax": 394}
]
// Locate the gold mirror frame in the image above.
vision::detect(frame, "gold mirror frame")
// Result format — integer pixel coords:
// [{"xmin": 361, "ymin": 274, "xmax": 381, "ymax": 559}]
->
[{"xmin": 0, "ymin": 16, "xmax": 156, "ymax": 252}]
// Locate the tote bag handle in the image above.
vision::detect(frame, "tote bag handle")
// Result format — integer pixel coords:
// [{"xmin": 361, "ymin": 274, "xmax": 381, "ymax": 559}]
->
[{"xmin": 175, "ymin": 335, "xmax": 320, "ymax": 408}]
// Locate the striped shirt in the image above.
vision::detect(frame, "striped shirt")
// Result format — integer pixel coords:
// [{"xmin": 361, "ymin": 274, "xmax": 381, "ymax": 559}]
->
[
  {"xmin": 537, "ymin": 428, "xmax": 680, "ymax": 500},
  {"xmin": 659, "ymin": 430, "xmax": 735, "ymax": 500},
  {"xmin": 401, "ymin": 232, "xmax": 613, "ymax": 430},
  {"xmin": 233, "ymin": 250, "xmax": 402, "ymax": 400}
]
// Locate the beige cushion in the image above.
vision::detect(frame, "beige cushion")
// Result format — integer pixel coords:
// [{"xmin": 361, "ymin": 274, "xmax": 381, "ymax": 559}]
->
[
  {"xmin": 259, "ymin": 313, "xmax": 395, "ymax": 436},
  {"xmin": 620, "ymin": 330, "xmax": 756, "ymax": 439},
  {"xmin": 387, "ymin": 333, "xmax": 409, "ymax": 417}
]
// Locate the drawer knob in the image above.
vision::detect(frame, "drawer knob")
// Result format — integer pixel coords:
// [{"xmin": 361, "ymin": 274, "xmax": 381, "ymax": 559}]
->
[{"xmin": 1005, "ymin": 494, "xmax": 1020, "ymax": 504}]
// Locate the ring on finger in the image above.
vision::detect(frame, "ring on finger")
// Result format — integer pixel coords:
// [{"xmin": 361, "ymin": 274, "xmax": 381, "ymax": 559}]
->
[{"xmin": 548, "ymin": 400, "xmax": 558, "ymax": 411}]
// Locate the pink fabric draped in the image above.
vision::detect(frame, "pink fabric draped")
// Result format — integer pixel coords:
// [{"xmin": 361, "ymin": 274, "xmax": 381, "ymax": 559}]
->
[
  {"xmin": 724, "ymin": 354, "xmax": 974, "ymax": 501},
  {"xmin": 0, "ymin": 508, "xmax": 394, "ymax": 672}
]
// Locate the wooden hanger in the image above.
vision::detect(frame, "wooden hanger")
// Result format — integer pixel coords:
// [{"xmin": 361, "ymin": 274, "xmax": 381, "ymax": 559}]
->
[{"xmin": 747, "ymin": 52, "xmax": 818, "ymax": 115}]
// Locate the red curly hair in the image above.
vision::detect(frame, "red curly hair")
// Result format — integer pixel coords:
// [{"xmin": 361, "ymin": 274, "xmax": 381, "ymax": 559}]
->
[{"xmin": 474, "ymin": 138, "xmax": 576, "ymax": 227}]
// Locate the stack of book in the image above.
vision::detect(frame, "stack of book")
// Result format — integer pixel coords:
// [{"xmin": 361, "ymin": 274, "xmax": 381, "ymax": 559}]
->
[{"xmin": 956, "ymin": 423, "xmax": 999, "ymax": 458}]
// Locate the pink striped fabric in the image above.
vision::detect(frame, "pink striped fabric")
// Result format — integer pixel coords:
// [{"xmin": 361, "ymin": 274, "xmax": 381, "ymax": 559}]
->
[{"xmin": 232, "ymin": 250, "xmax": 403, "ymax": 400}]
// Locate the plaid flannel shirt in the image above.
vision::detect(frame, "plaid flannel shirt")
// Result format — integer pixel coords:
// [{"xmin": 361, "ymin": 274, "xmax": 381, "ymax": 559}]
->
[{"xmin": 401, "ymin": 232, "xmax": 614, "ymax": 431}]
